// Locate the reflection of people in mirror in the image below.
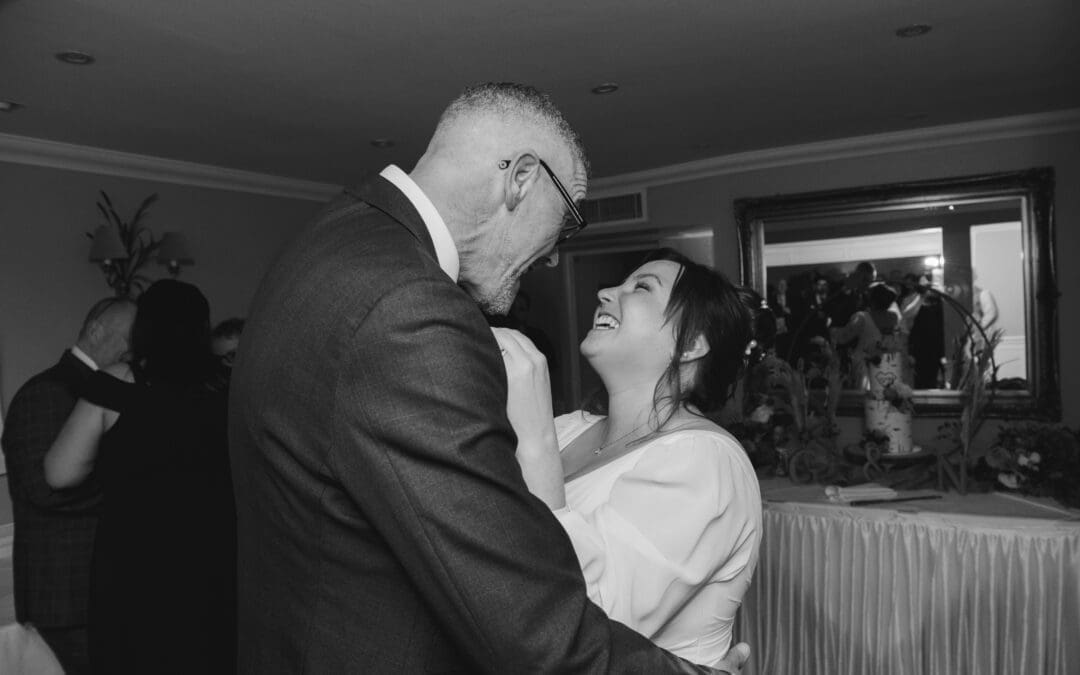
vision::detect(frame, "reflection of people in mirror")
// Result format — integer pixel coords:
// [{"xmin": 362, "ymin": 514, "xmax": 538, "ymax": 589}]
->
[
  {"xmin": 769, "ymin": 278, "xmax": 793, "ymax": 359},
  {"xmin": 831, "ymin": 282, "xmax": 908, "ymax": 389},
  {"xmin": 825, "ymin": 262, "xmax": 875, "ymax": 385},
  {"xmin": 902, "ymin": 276, "xmax": 945, "ymax": 388},
  {"xmin": 972, "ymin": 284, "xmax": 999, "ymax": 331}
]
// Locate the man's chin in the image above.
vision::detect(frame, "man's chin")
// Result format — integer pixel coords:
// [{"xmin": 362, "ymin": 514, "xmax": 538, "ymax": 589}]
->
[
  {"xmin": 475, "ymin": 289, "xmax": 515, "ymax": 316},
  {"xmin": 481, "ymin": 300, "xmax": 513, "ymax": 316},
  {"xmin": 492, "ymin": 279, "xmax": 524, "ymax": 315}
]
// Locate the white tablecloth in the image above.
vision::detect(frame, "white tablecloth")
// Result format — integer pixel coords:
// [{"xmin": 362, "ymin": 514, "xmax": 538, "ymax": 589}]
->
[{"xmin": 737, "ymin": 482, "xmax": 1080, "ymax": 674}]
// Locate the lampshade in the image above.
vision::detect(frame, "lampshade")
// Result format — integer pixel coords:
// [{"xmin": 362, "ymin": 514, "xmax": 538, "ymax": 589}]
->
[
  {"xmin": 156, "ymin": 232, "xmax": 194, "ymax": 265},
  {"xmin": 88, "ymin": 225, "xmax": 128, "ymax": 262}
]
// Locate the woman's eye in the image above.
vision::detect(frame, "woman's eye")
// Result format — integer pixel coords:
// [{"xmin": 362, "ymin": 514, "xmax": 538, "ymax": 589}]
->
[{"xmin": 635, "ymin": 282, "xmax": 650, "ymax": 291}]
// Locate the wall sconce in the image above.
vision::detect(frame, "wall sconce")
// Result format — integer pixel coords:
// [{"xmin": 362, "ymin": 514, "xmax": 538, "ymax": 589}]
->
[
  {"xmin": 157, "ymin": 232, "xmax": 194, "ymax": 276},
  {"xmin": 88, "ymin": 224, "xmax": 130, "ymax": 296},
  {"xmin": 88, "ymin": 224, "xmax": 128, "ymax": 265},
  {"xmin": 86, "ymin": 191, "xmax": 161, "ymax": 297}
]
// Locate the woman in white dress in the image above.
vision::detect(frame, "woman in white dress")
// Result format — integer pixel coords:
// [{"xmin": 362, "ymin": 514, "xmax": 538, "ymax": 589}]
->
[
  {"xmin": 831, "ymin": 281, "xmax": 923, "ymax": 389},
  {"xmin": 495, "ymin": 248, "xmax": 762, "ymax": 668}
]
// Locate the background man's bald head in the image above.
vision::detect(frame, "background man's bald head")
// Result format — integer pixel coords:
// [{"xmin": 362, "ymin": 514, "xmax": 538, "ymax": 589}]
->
[{"xmin": 77, "ymin": 296, "xmax": 137, "ymax": 366}]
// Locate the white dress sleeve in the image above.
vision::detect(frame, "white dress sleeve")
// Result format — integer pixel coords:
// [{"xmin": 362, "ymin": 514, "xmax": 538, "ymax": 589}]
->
[{"xmin": 553, "ymin": 431, "xmax": 760, "ymax": 635}]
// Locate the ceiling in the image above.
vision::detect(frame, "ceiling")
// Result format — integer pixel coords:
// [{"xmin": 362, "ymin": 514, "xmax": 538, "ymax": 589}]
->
[{"xmin": 2, "ymin": 0, "xmax": 1078, "ymax": 187}]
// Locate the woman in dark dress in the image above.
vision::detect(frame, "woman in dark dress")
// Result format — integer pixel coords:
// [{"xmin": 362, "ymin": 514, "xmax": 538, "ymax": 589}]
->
[{"xmin": 46, "ymin": 279, "xmax": 236, "ymax": 674}]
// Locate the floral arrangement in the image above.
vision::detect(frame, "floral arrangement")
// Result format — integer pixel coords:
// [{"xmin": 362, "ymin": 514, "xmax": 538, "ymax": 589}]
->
[
  {"xmin": 733, "ymin": 341, "xmax": 843, "ymax": 480},
  {"xmin": 971, "ymin": 422, "xmax": 1080, "ymax": 508},
  {"xmin": 733, "ymin": 353, "xmax": 804, "ymax": 473},
  {"xmin": 936, "ymin": 320, "xmax": 1003, "ymax": 493}
]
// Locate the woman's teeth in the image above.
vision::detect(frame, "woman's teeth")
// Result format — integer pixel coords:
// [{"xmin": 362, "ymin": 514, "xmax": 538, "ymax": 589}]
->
[{"xmin": 594, "ymin": 314, "xmax": 620, "ymax": 330}]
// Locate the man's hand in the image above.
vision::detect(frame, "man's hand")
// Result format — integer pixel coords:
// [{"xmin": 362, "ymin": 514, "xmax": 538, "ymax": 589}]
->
[{"xmin": 715, "ymin": 642, "xmax": 750, "ymax": 675}]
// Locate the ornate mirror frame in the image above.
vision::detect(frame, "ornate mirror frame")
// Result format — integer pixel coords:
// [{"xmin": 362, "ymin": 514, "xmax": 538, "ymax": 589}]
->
[{"xmin": 734, "ymin": 167, "xmax": 1059, "ymax": 420}]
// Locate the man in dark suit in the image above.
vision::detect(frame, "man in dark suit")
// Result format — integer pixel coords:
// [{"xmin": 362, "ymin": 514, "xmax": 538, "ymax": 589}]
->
[
  {"xmin": 1, "ymin": 297, "xmax": 135, "ymax": 674},
  {"xmin": 230, "ymin": 83, "xmax": 748, "ymax": 673}
]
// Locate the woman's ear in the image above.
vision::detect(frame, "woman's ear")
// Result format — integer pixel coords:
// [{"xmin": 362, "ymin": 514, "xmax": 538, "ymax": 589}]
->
[
  {"xmin": 680, "ymin": 333, "xmax": 710, "ymax": 362},
  {"xmin": 504, "ymin": 151, "xmax": 542, "ymax": 212}
]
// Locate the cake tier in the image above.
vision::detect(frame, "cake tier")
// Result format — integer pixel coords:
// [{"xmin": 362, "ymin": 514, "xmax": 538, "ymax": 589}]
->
[
  {"xmin": 867, "ymin": 352, "xmax": 904, "ymax": 396},
  {"xmin": 864, "ymin": 398, "xmax": 914, "ymax": 454}
]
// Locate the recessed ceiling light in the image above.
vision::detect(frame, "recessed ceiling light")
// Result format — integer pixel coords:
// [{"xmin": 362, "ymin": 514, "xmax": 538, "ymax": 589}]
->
[
  {"xmin": 0, "ymin": 100, "xmax": 24, "ymax": 112},
  {"xmin": 591, "ymin": 82, "xmax": 619, "ymax": 95},
  {"xmin": 895, "ymin": 24, "xmax": 932, "ymax": 38},
  {"xmin": 370, "ymin": 139, "xmax": 395, "ymax": 148},
  {"xmin": 56, "ymin": 51, "xmax": 96, "ymax": 65}
]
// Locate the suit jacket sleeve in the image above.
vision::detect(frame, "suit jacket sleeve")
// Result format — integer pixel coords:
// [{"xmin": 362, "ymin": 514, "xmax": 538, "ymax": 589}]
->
[
  {"xmin": 336, "ymin": 276, "xmax": 719, "ymax": 673},
  {"xmin": 80, "ymin": 370, "xmax": 138, "ymax": 412},
  {"xmin": 2, "ymin": 378, "xmax": 102, "ymax": 513}
]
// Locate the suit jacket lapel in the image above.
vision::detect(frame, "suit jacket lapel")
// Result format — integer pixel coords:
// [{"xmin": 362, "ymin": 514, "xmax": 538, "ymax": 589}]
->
[{"xmin": 346, "ymin": 175, "xmax": 437, "ymax": 258}]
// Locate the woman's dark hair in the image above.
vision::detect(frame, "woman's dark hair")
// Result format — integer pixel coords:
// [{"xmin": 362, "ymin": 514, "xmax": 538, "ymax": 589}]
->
[
  {"xmin": 867, "ymin": 281, "xmax": 899, "ymax": 311},
  {"xmin": 131, "ymin": 279, "xmax": 214, "ymax": 386},
  {"xmin": 585, "ymin": 248, "xmax": 753, "ymax": 425},
  {"xmin": 211, "ymin": 317, "xmax": 245, "ymax": 341}
]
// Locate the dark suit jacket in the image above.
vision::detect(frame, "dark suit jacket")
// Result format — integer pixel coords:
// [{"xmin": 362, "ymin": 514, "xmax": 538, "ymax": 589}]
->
[
  {"xmin": 1, "ymin": 350, "xmax": 102, "ymax": 627},
  {"xmin": 229, "ymin": 175, "xmax": 719, "ymax": 673}
]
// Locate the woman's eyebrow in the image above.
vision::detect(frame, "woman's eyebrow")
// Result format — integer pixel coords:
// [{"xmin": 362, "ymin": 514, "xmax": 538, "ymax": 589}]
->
[{"xmin": 628, "ymin": 272, "xmax": 664, "ymax": 287}]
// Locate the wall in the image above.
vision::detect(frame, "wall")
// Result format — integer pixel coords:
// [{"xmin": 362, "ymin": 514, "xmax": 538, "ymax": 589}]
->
[
  {"xmin": 2, "ymin": 117, "xmax": 1077, "ymax": 523},
  {"xmin": 0, "ymin": 159, "xmax": 326, "ymax": 522}
]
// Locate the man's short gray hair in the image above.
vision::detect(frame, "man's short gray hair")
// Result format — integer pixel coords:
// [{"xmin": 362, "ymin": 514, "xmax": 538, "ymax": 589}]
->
[{"xmin": 437, "ymin": 83, "xmax": 589, "ymax": 176}]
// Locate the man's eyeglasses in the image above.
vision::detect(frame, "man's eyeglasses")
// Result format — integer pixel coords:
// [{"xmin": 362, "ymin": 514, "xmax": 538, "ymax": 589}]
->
[{"xmin": 500, "ymin": 158, "xmax": 588, "ymax": 243}]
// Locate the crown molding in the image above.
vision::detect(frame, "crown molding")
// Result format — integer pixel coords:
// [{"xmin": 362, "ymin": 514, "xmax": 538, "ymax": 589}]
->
[
  {"xmin": 589, "ymin": 108, "xmax": 1080, "ymax": 197},
  {"xmin": 0, "ymin": 132, "xmax": 341, "ymax": 202},
  {"xmin": 3, "ymin": 108, "xmax": 1077, "ymax": 202}
]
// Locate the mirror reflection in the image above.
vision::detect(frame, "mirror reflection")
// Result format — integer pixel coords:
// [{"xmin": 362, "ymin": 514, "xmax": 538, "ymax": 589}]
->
[
  {"xmin": 735, "ymin": 168, "xmax": 1059, "ymax": 419},
  {"xmin": 764, "ymin": 198, "xmax": 1027, "ymax": 392}
]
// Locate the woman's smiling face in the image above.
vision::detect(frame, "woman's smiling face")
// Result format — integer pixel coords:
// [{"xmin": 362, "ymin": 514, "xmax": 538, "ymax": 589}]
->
[{"xmin": 580, "ymin": 259, "xmax": 683, "ymax": 376}]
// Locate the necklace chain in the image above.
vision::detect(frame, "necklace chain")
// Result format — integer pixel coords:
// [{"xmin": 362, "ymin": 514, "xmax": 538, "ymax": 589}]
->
[{"xmin": 594, "ymin": 420, "xmax": 649, "ymax": 456}]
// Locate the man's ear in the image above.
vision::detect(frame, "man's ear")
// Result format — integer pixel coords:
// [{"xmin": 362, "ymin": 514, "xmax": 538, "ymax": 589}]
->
[
  {"xmin": 504, "ymin": 151, "xmax": 542, "ymax": 213},
  {"xmin": 680, "ymin": 333, "xmax": 710, "ymax": 362},
  {"xmin": 84, "ymin": 321, "xmax": 104, "ymax": 346}
]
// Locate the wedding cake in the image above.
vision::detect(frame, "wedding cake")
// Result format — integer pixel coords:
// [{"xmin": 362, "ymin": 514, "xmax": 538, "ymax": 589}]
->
[{"xmin": 864, "ymin": 351, "xmax": 914, "ymax": 454}]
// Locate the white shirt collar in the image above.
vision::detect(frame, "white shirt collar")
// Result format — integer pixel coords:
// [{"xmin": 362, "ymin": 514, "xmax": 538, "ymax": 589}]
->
[
  {"xmin": 379, "ymin": 165, "xmax": 459, "ymax": 282},
  {"xmin": 70, "ymin": 346, "xmax": 99, "ymax": 371}
]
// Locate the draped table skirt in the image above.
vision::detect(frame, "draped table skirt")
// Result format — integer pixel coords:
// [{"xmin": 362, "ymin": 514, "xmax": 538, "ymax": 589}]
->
[{"xmin": 737, "ymin": 483, "xmax": 1080, "ymax": 675}]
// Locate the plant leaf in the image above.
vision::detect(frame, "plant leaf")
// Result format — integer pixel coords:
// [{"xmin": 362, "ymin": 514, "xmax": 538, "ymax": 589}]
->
[{"xmin": 130, "ymin": 193, "xmax": 159, "ymax": 227}]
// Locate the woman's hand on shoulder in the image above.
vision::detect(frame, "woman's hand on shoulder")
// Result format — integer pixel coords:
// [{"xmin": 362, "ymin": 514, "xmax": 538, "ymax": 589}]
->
[
  {"xmin": 102, "ymin": 362, "xmax": 134, "ymax": 382},
  {"xmin": 492, "ymin": 328, "xmax": 556, "ymax": 448},
  {"xmin": 492, "ymin": 328, "xmax": 565, "ymax": 508}
]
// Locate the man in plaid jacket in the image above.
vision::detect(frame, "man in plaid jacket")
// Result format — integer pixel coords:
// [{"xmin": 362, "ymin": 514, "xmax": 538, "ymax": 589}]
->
[{"xmin": 2, "ymin": 297, "xmax": 134, "ymax": 674}]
